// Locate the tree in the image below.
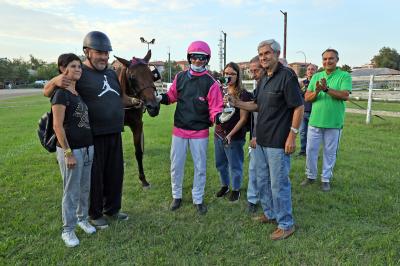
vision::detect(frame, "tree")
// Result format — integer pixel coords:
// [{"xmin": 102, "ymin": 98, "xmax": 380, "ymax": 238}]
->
[
  {"xmin": 372, "ymin": 47, "xmax": 400, "ymax": 70},
  {"xmin": 0, "ymin": 59, "xmax": 11, "ymax": 83},
  {"xmin": 29, "ymin": 54, "xmax": 46, "ymax": 70},
  {"xmin": 36, "ymin": 63, "xmax": 58, "ymax": 80},
  {"xmin": 161, "ymin": 61, "xmax": 182, "ymax": 82},
  {"xmin": 9, "ymin": 58, "xmax": 30, "ymax": 84},
  {"xmin": 340, "ymin": 64, "xmax": 352, "ymax": 73}
]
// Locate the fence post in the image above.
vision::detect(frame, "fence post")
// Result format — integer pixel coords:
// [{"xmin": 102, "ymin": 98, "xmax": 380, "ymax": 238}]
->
[{"xmin": 366, "ymin": 75, "xmax": 374, "ymax": 124}]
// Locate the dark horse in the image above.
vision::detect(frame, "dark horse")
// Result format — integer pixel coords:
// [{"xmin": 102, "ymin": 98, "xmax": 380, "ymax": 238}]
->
[{"xmin": 113, "ymin": 50, "xmax": 160, "ymax": 188}]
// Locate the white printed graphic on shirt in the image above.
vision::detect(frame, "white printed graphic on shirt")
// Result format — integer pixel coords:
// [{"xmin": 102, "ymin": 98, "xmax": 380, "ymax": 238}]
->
[
  {"xmin": 73, "ymin": 102, "xmax": 90, "ymax": 129},
  {"xmin": 98, "ymin": 75, "xmax": 120, "ymax": 97}
]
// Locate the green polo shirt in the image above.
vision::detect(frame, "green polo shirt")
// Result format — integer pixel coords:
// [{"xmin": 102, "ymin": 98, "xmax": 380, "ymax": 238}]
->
[{"xmin": 308, "ymin": 67, "xmax": 352, "ymax": 128}]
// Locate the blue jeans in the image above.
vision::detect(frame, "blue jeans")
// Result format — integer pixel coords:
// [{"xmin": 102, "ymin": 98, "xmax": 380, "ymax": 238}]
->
[
  {"xmin": 214, "ymin": 137, "xmax": 245, "ymax": 191},
  {"xmin": 256, "ymin": 145, "xmax": 294, "ymax": 230},
  {"xmin": 306, "ymin": 126, "xmax": 342, "ymax": 182},
  {"xmin": 247, "ymin": 147, "xmax": 259, "ymax": 204},
  {"xmin": 299, "ymin": 112, "xmax": 310, "ymax": 153}
]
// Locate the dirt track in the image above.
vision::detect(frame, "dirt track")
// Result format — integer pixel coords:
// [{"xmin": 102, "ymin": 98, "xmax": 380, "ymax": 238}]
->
[{"xmin": 0, "ymin": 88, "xmax": 42, "ymax": 100}]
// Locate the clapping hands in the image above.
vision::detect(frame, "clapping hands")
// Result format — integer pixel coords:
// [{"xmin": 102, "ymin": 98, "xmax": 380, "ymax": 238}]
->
[{"xmin": 315, "ymin": 78, "xmax": 328, "ymax": 93}]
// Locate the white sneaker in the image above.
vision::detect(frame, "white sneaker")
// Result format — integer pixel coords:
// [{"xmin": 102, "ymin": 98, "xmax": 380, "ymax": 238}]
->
[
  {"xmin": 78, "ymin": 220, "xmax": 96, "ymax": 234},
  {"xmin": 61, "ymin": 231, "xmax": 79, "ymax": 248}
]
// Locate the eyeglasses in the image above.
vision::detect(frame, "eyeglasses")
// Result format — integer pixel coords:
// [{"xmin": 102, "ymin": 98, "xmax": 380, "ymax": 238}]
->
[
  {"xmin": 249, "ymin": 69, "xmax": 261, "ymax": 74},
  {"xmin": 190, "ymin": 54, "xmax": 208, "ymax": 61},
  {"xmin": 224, "ymin": 72, "xmax": 237, "ymax": 76}
]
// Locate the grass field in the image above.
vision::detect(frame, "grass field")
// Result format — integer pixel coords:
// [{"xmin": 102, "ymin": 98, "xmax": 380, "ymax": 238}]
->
[
  {"xmin": 1, "ymin": 95, "xmax": 399, "ymax": 265},
  {"xmin": 347, "ymin": 100, "xmax": 400, "ymax": 113}
]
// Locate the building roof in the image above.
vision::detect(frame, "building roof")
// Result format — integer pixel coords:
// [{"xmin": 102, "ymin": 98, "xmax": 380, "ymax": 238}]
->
[
  {"xmin": 351, "ymin": 68, "xmax": 400, "ymax": 77},
  {"xmin": 149, "ymin": 61, "xmax": 165, "ymax": 66},
  {"xmin": 289, "ymin": 62, "xmax": 308, "ymax": 66},
  {"xmin": 237, "ymin": 62, "xmax": 250, "ymax": 68}
]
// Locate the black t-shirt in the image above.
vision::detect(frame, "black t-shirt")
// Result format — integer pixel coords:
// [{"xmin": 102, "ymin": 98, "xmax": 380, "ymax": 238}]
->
[
  {"xmin": 76, "ymin": 65, "xmax": 124, "ymax": 136},
  {"xmin": 215, "ymin": 89, "xmax": 252, "ymax": 140},
  {"xmin": 255, "ymin": 63, "xmax": 303, "ymax": 148},
  {"xmin": 51, "ymin": 88, "xmax": 93, "ymax": 149}
]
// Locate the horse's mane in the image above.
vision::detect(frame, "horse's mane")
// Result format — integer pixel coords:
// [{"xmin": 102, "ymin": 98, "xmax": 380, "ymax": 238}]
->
[{"xmin": 111, "ymin": 61, "xmax": 131, "ymax": 97}]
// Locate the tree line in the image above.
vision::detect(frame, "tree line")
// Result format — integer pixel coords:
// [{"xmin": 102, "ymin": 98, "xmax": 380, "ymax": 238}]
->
[{"xmin": 0, "ymin": 55, "xmax": 58, "ymax": 87}]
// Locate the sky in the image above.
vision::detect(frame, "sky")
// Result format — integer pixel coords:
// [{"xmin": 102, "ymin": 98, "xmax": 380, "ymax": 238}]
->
[{"xmin": 0, "ymin": 0, "xmax": 399, "ymax": 71}]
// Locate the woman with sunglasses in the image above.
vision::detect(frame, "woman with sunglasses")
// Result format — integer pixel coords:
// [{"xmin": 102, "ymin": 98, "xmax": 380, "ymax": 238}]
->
[
  {"xmin": 214, "ymin": 62, "xmax": 252, "ymax": 202},
  {"xmin": 157, "ymin": 41, "xmax": 223, "ymax": 214}
]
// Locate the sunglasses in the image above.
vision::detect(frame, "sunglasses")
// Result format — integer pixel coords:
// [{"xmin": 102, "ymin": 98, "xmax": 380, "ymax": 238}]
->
[{"xmin": 190, "ymin": 54, "xmax": 208, "ymax": 61}]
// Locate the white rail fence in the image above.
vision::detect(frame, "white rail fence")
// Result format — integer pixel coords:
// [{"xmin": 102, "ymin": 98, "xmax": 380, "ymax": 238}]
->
[{"xmin": 156, "ymin": 75, "xmax": 400, "ymax": 124}]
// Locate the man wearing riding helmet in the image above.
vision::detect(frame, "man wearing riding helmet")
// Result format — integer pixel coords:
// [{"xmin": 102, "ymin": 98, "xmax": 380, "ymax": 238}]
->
[
  {"xmin": 44, "ymin": 31, "xmax": 139, "ymax": 229},
  {"xmin": 157, "ymin": 40, "xmax": 224, "ymax": 214}
]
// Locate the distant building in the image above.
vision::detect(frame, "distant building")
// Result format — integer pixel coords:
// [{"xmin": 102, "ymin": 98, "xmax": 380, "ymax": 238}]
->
[
  {"xmin": 237, "ymin": 61, "xmax": 251, "ymax": 78},
  {"xmin": 149, "ymin": 61, "xmax": 165, "ymax": 74},
  {"xmin": 352, "ymin": 63, "xmax": 374, "ymax": 70},
  {"xmin": 351, "ymin": 68, "xmax": 400, "ymax": 77},
  {"xmin": 175, "ymin": 60, "xmax": 189, "ymax": 71},
  {"xmin": 288, "ymin": 62, "xmax": 308, "ymax": 77}
]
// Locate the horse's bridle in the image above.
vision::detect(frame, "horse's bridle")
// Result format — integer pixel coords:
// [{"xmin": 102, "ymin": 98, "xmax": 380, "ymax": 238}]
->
[
  {"xmin": 124, "ymin": 59, "xmax": 161, "ymax": 111},
  {"xmin": 126, "ymin": 66, "xmax": 157, "ymax": 99}
]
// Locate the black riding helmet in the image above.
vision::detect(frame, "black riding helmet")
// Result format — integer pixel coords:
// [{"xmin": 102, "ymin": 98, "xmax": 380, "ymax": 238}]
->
[{"xmin": 83, "ymin": 31, "xmax": 112, "ymax": 52}]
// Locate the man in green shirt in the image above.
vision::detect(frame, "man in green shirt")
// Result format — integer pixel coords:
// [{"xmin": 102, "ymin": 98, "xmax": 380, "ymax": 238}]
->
[{"xmin": 300, "ymin": 49, "xmax": 352, "ymax": 191}]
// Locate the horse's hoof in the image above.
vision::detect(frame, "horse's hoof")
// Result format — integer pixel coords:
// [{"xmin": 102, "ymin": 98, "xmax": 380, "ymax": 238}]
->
[{"xmin": 142, "ymin": 184, "xmax": 151, "ymax": 190}]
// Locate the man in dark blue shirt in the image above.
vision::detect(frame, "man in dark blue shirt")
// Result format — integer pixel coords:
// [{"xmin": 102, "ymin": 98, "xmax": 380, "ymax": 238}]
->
[{"xmin": 229, "ymin": 39, "xmax": 303, "ymax": 240}]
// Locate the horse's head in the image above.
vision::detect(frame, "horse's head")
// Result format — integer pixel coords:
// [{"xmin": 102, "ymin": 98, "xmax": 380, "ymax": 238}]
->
[{"xmin": 114, "ymin": 50, "xmax": 160, "ymax": 117}]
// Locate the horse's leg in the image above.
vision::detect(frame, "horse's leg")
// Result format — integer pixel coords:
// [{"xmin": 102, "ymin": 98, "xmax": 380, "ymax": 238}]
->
[{"xmin": 128, "ymin": 112, "xmax": 150, "ymax": 188}]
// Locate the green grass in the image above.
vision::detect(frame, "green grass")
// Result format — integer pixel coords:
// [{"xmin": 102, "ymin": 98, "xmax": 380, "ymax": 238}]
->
[
  {"xmin": 1, "ymin": 95, "xmax": 399, "ymax": 265},
  {"xmin": 347, "ymin": 100, "xmax": 400, "ymax": 112}
]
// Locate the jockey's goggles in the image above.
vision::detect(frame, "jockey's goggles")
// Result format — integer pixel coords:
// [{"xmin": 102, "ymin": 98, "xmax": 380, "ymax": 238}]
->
[{"xmin": 189, "ymin": 54, "xmax": 208, "ymax": 61}]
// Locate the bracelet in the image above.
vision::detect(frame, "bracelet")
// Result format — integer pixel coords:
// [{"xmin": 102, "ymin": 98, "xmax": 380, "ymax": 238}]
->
[
  {"xmin": 64, "ymin": 148, "xmax": 72, "ymax": 157},
  {"xmin": 323, "ymin": 87, "xmax": 329, "ymax": 93}
]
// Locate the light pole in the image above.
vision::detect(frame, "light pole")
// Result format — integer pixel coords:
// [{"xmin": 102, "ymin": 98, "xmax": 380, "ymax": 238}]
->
[
  {"xmin": 221, "ymin": 31, "xmax": 227, "ymax": 67},
  {"xmin": 140, "ymin": 37, "xmax": 155, "ymax": 51},
  {"xmin": 296, "ymin": 51, "xmax": 306, "ymax": 64},
  {"xmin": 168, "ymin": 47, "xmax": 171, "ymax": 83},
  {"xmin": 280, "ymin": 10, "xmax": 287, "ymax": 59}
]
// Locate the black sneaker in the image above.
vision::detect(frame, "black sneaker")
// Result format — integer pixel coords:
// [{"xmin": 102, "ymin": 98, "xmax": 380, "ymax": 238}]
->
[
  {"xmin": 105, "ymin": 212, "xmax": 129, "ymax": 221},
  {"xmin": 170, "ymin": 198, "xmax": 182, "ymax": 211},
  {"xmin": 216, "ymin": 186, "xmax": 229, "ymax": 197},
  {"xmin": 90, "ymin": 216, "xmax": 109, "ymax": 230},
  {"xmin": 229, "ymin": 190, "xmax": 240, "ymax": 202},
  {"xmin": 321, "ymin": 182, "xmax": 331, "ymax": 192},
  {"xmin": 300, "ymin": 178, "xmax": 315, "ymax": 187},
  {"xmin": 195, "ymin": 203, "xmax": 207, "ymax": 215},
  {"xmin": 247, "ymin": 202, "xmax": 257, "ymax": 213}
]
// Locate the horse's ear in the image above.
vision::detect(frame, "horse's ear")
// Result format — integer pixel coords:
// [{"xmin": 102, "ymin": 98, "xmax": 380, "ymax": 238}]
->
[
  {"xmin": 114, "ymin": 56, "xmax": 130, "ymax": 67},
  {"xmin": 144, "ymin": 49, "xmax": 152, "ymax": 63}
]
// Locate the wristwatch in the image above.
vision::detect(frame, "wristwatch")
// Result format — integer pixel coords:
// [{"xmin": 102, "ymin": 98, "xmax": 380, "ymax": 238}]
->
[
  {"xmin": 64, "ymin": 148, "xmax": 73, "ymax": 157},
  {"xmin": 290, "ymin": 127, "xmax": 299, "ymax": 134},
  {"xmin": 323, "ymin": 87, "xmax": 329, "ymax": 93}
]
